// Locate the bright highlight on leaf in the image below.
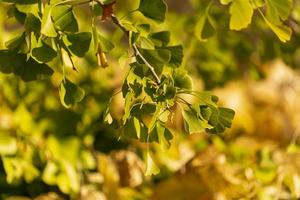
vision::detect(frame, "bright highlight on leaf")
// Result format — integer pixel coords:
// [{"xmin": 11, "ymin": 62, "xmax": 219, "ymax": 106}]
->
[
  {"xmin": 265, "ymin": 0, "xmax": 292, "ymax": 24},
  {"xmin": 229, "ymin": 0, "xmax": 253, "ymax": 30},
  {"xmin": 260, "ymin": 12, "xmax": 292, "ymax": 43},
  {"xmin": 145, "ymin": 151, "xmax": 160, "ymax": 176},
  {"xmin": 0, "ymin": 132, "xmax": 17, "ymax": 156}
]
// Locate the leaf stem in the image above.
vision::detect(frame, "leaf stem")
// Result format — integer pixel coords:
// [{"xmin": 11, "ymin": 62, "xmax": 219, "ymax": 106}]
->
[
  {"xmin": 110, "ymin": 14, "xmax": 161, "ymax": 84},
  {"xmin": 132, "ymin": 44, "xmax": 161, "ymax": 84}
]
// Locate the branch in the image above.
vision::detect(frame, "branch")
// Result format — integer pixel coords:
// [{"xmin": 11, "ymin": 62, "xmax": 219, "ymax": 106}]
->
[{"xmin": 110, "ymin": 14, "xmax": 161, "ymax": 84}]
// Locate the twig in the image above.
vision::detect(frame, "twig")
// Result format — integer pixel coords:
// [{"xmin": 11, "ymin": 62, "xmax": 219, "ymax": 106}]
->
[
  {"xmin": 110, "ymin": 14, "xmax": 161, "ymax": 84},
  {"xmin": 132, "ymin": 44, "xmax": 161, "ymax": 84}
]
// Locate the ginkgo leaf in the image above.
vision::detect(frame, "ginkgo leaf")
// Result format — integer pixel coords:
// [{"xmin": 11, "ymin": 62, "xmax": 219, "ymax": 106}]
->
[
  {"xmin": 59, "ymin": 79, "xmax": 85, "ymax": 108},
  {"xmin": 156, "ymin": 123, "xmax": 173, "ymax": 150},
  {"xmin": 24, "ymin": 13, "xmax": 41, "ymax": 34},
  {"xmin": 195, "ymin": 9, "xmax": 215, "ymax": 41},
  {"xmin": 207, "ymin": 107, "xmax": 235, "ymax": 134},
  {"xmin": 163, "ymin": 45, "xmax": 183, "ymax": 68},
  {"xmin": 41, "ymin": 4, "xmax": 57, "ymax": 37},
  {"xmin": 145, "ymin": 151, "xmax": 160, "ymax": 176},
  {"xmin": 251, "ymin": 0, "xmax": 265, "ymax": 8},
  {"xmin": 265, "ymin": 0, "xmax": 292, "ymax": 24},
  {"xmin": 52, "ymin": 5, "xmax": 78, "ymax": 33},
  {"xmin": 182, "ymin": 109, "xmax": 211, "ymax": 134},
  {"xmin": 31, "ymin": 35, "xmax": 57, "ymax": 63},
  {"xmin": 149, "ymin": 31, "xmax": 170, "ymax": 47},
  {"xmin": 122, "ymin": 91, "xmax": 134, "ymax": 124},
  {"xmin": 229, "ymin": 0, "xmax": 253, "ymax": 30},
  {"xmin": 133, "ymin": 117, "xmax": 141, "ymax": 139},
  {"xmin": 66, "ymin": 32, "xmax": 92, "ymax": 57},
  {"xmin": 148, "ymin": 103, "xmax": 162, "ymax": 133},
  {"xmin": 261, "ymin": 13, "xmax": 292, "ymax": 42},
  {"xmin": 220, "ymin": 0, "xmax": 232, "ymax": 5},
  {"xmin": 138, "ymin": 0, "xmax": 167, "ymax": 22},
  {"xmin": 174, "ymin": 69, "xmax": 193, "ymax": 89},
  {"xmin": 42, "ymin": 161, "xmax": 59, "ymax": 185},
  {"xmin": 0, "ymin": 132, "xmax": 17, "ymax": 155}
]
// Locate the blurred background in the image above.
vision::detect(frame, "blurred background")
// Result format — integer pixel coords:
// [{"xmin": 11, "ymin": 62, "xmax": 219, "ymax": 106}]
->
[{"xmin": 0, "ymin": 0, "xmax": 300, "ymax": 199}]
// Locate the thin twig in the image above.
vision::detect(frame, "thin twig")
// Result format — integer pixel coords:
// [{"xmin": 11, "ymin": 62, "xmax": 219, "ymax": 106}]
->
[
  {"xmin": 132, "ymin": 44, "xmax": 161, "ymax": 84},
  {"xmin": 110, "ymin": 14, "xmax": 161, "ymax": 84}
]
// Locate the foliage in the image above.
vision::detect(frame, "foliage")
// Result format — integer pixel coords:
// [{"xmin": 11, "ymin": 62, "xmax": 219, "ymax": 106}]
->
[{"xmin": 0, "ymin": 0, "xmax": 299, "ymax": 199}]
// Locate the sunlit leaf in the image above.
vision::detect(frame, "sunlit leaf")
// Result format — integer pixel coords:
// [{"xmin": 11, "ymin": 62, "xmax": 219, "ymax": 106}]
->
[
  {"xmin": 31, "ymin": 35, "xmax": 57, "ymax": 63},
  {"xmin": 182, "ymin": 109, "xmax": 211, "ymax": 134},
  {"xmin": 0, "ymin": 132, "xmax": 17, "ymax": 155},
  {"xmin": 41, "ymin": 4, "xmax": 57, "ymax": 37},
  {"xmin": 59, "ymin": 79, "xmax": 85, "ymax": 108},
  {"xmin": 262, "ymin": 13, "xmax": 292, "ymax": 42},
  {"xmin": 145, "ymin": 151, "xmax": 160, "ymax": 176},
  {"xmin": 265, "ymin": 0, "xmax": 292, "ymax": 24},
  {"xmin": 229, "ymin": 0, "xmax": 253, "ymax": 30}
]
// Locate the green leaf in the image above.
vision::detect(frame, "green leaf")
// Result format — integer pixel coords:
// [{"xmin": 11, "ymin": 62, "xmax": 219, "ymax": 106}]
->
[
  {"xmin": 207, "ymin": 107, "xmax": 235, "ymax": 134},
  {"xmin": 15, "ymin": 0, "xmax": 39, "ymax": 17},
  {"xmin": 5, "ymin": 32, "xmax": 29, "ymax": 53},
  {"xmin": 131, "ymin": 103, "xmax": 157, "ymax": 119},
  {"xmin": 59, "ymin": 79, "xmax": 85, "ymax": 108},
  {"xmin": 122, "ymin": 91, "xmax": 134, "ymax": 124},
  {"xmin": 1, "ymin": 0, "xmax": 17, "ymax": 2},
  {"xmin": 262, "ymin": 13, "xmax": 292, "ymax": 42},
  {"xmin": 56, "ymin": 0, "xmax": 90, "ymax": 6},
  {"xmin": 148, "ymin": 103, "xmax": 162, "ymax": 133},
  {"xmin": 2, "ymin": 157, "xmax": 23, "ymax": 183},
  {"xmin": 24, "ymin": 13, "xmax": 41, "ymax": 34},
  {"xmin": 138, "ymin": 0, "xmax": 167, "ymax": 22},
  {"xmin": 90, "ymin": 1, "xmax": 103, "ymax": 16},
  {"xmin": 138, "ymin": 48, "xmax": 171, "ymax": 75},
  {"xmin": 52, "ymin": 5, "xmax": 78, "ymax": 33},
  {"xmin": 0, "ymin": 51, "xmax": 54, "ymax": 81},
  {"xmin": 0, "ymin": 50, "xmax": 22, "ymax": 74},
  {"xmin": 145, "ymin": 151, "xmax": 160, "ymax": 176},
  {"xmin": 251, "ymin": 0, "xmax": 265, "ymax": 8},
  {"xmin": 41, "ymin": 4, "xmax": 57, "ymax": 37},
  {"xmin": 149, "ymin": 31, "xmax": 170, "ymax": 47},
  {"xmin": 265, "ymin": 0, "xmax": 292, "ymax": 24},
  {"xmin": 8, "ymin": 6, "xmax": 27, "ymax": 24},
  {"xmin": 182, "ymin": 109, "xmax": 210, "ymax": 134},
  {"xmin": 42, "ymin": 161, "xmax": 59, "ymax": 185},
  {"xmin": 0, "ymin": 132, "xmax": 17, "ymax": 155},
  {"xmin": 66, "ymin": 32, "xmax": 92, "ymax": 57},
  {"xmin": 137, "ymin": 24, "xmax": 151, "ymax": 35},
  {"xmin": 31, "ymin": 36, "xmax": 57, "ymax": 63},
  {"xmin": 164, "ymin": 45, "xmax": 183, "ymax": 68},
  {"xmin": 220, "ymin": 0, "xmax": 232, "ymax": 5},
  {"xmin": 133, "ymin": 117, "xmax": 141, "ymax": 139},
  {"xmin": 174, "ymin": 69, "xmax": 193, "ymax": 89},
  {"xmin": 98, "ymin": 33, "xmax": 114, "ymax": 53},
  {"xmin": 99, "ymin": 0, "xmax": 115, "ymax": 4},
  {"xmin": 190, "ymin": 91, "xmax": 219, "ymax": 106},
  {"xmin": 229, "ymin": 0, "xmax": 253, "ymax": 30},
  {"xmin": 195, "ymin": 12, "xmax": 215, "ymax": 41},
  {"xmin": 156, "ymin": 123, "xmax": 173, "ymax": 150},
  {"xmin": 15, "ymin": 58, "xmax": 54, "ymax": 81}
]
